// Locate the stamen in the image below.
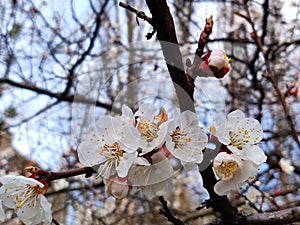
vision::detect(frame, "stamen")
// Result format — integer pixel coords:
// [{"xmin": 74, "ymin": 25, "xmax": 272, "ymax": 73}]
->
[
  {"xmin": 216, "ymin": 160, "xmax": 238, "ymax": 179},
  {"xmin": 229, "ymin": 127, "xmax": 252, "ymax": 150},
  {"xmin": 12, "ymin": 184, "xmax": 46, "ymax": 210},
  {"xmin": 97, "ymin": 142, "xmax": 124, "ymax": 161},
  {"xmin": 170, "ymin": 127, "xmax": 198, "ymax": 149},
  {"xmin": 137, "ymin": 120, "xmax": 159, "ymax": 142}
]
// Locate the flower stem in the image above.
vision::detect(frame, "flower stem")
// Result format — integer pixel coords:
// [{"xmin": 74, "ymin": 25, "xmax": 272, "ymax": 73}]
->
[{"xmin": 46, "ymin": 167, "xmax": 96, "ymax": 181}]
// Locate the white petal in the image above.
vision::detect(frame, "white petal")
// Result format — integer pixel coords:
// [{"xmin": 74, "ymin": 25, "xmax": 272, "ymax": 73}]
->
[
  {"xmin": 16, "ymin": 203, "xmax": 39, "ymax": 225},
  {"xmin": 109, "ymin": 178, "xmax": 129, "ymax": 199},
  {"xmin": 134, "ymin": 103, "xmax": 157, "ymax": 120},
  {"xmin": 214, "ymin": 179, "xmax": 236, "ymax": 196},
  {"xmin": 142, "ymin": 178, "xmax": 173, "ymax": 199},
  {"xmin": 208, "ymin": 50, "xmax": 230, "ymax": 70},
  {"xmin": 215, "ymin": 120, "xmax": 231, "ymax": 145},
  {"xmin": 98, "ymin": 160, "xmax": 116, "ymax": 178},
  {"xmin": 139, "ymin": 123, "xmax": 168, "ymax": 154},
  {"xmin": 165, "ymin": 111, "xmax": 207, "ymax": 164},
  {"xmin": 0, "ymin": 200, "xmax": 5, "ymax": 222},
  {"xmin": 37, "ymin": 195, "xmax": 52, "ymax": 225},
  {"xmin": 95, "ymin": 116, "xmax": 120, "ymax": 142},
  {"xmin": 238, "ymin": 118, "xmax": 263, "ymax": 143},
  {"xmin": 227, "ymin": 145, "xmax": 241, "ymax": 156},
  {"xmin": 117, "ymin": 153, "xmax": 138, "ymax": 177},
  {"xmin": 213, "ymin": 154, "xmax": 258, "ymax": 195},
  {"xmin": 77, "ymin": 139, "xmax": 106, "ymax": 166},
  {"xmin": 181, "ymin": 161, "xmax": 197, "ymax": 171},
  {"xmin": 128, "ymin": 152, "xmax": 173, "ymax": 186},
  {"xmin": 227, "ymin": 109, "xmax": 245, "ymax": 123},
  {"xmin": 0, "ymin": 187, "xmax": 17, "ymax": 208},
  {"xmin": 0, "ymin": 176, "xmax": 43, "ymax": 188},
  {"xmin": 244, "ymin": 145, "xmax": 267, "ymax": 165},
  {"xmin": 117, "ymin": 126, "xmax": 140, "ymax": 153},
  {"xmin": 121, "ymin": 105, "xmax": 134, "ymax": 122},
  {"xmin": 237, "ymin": 160, "xmax": 257, "ymax": 182},
  {"xmin": 180, "ymin": 110, "xmax": 199, "ymax": 129}
]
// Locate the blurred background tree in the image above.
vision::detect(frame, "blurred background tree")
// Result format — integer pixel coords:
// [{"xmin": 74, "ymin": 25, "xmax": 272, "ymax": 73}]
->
[{"xmin": 0, "ymin": 0, "xmax": 299, "ymax": 224}]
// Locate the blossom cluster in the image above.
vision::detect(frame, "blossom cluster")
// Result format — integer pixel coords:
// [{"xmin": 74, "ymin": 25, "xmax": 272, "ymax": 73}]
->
[
  {"xmin": 78, "ymin": 104, "xmax": 208, "ymax": 199},
  {"xmin": 0, "ymin": 106, "xmax": 267, "ymax": 224},
  {"xmin": 210, "ymin": 110, "xmax": 267, "ymax": 195},
  {"xmin": 78, "ymin": 105, "xmax": 267, "ymax": 198}
]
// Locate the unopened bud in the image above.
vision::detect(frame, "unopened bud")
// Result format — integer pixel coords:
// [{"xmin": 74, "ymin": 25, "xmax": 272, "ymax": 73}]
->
[
  {"xmin": 199, "ymin": 49, "xmax": 231, "ymax": 79},
  {"xmin": 24, "ymin": 166, "xmax": 44, "ymax": 175}
]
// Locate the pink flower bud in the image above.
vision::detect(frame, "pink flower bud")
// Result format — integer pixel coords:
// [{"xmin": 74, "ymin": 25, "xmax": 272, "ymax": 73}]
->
[
  {"xmin": 199, "ymin": 49, "xmax": 231, "ymax": 79},
  {"xmin": 289, "ymin": 85, "xmax": 300, "ymax": 100}
]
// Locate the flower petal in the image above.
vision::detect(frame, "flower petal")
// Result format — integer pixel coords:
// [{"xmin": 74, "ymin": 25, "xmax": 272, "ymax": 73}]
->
[
  {"xmin": 134, "ymin": 103, "xmax": 157, "ymax": 120},
  {"xmin": 141, "ymin": 177, "xmax": 173, "ymax": 199},
  {"xmin": 214, "ymin": 119, "xmax": 231, "ymax": 145},
  {"xmin": 116, "ymin": 126, "xmax": 140, "ymax": 153},
  {"xmin": 128, "ymin": 152, "xmax": 173, "ymax": 187},
  {"xmin": 0, "ymin": 200, "xmax": 5, "ymax": 222},
  {"xmin": 77, "ymin": 139, "xmax": 106, "ymax": 166},
  {"xmin": 244, "ymin": 145, "xmax": 267, "ymax": 165},
  {"xmin": 117, "ymin": 153, "xmax": 138, "ymax": 178},
  {"xmin": 238, "ymin": 118, "xmax": 263, "ymax": 144},
  {"xmin": 36, "ymin": 195, "xmax": 52, "ymax": 224},
  {"xmin": 121, "ymin": 105, "xmax": 134, "ymax": 126},
  {"xmin": 214, "ymin": 179, "xmax": 235, "ymax": 196},
  {"xmin": 227, "ymin": 109, "xmax": 245, "ymax": 123},
  {"xmin": 0, "ymin": 175, "xmax": 44, "ymax": 188}
]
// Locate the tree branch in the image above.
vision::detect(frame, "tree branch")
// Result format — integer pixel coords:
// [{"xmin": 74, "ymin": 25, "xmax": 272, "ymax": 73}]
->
[
  {"xmin": 143, "ymin": 1, "xmax": 243, "ymax": 224},
  {"xmin": 0, "ymin": 77, "xmax": 113, "ymax": 111},
  {"xmin": 145, "ymin": 0, "xmax": 194, "ymax": 112},
  {"xmin": 246, "ymin": 205, "xmax": 300, "ymax": 225},
  {"xmin": 158, "ymin": 196, "xmax": 185, "ymax": 225},
  {"xmin": 206, "ymin": 206, "xmax": 300, "ymax": 225},
  {"xmin": 63, "ymin": 0, "xmax": 110, "ymax": 97}
]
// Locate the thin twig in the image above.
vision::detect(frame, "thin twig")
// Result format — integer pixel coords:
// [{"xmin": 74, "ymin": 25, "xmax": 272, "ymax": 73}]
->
[
  {"xmin": 186, "ymin": 16, "xmax": 214, "ymax": 79},
  {"xmin": 158, "ymin": 196, "xmax": 185, "ymax": 225},
  {"xmin": 52, "ymin": 218, "xmax": 60, "ymax": 225},
  {"xmin": 26, "ymin": 166, "xmax": 97, "ymax": 181},
  {"xmin": 119, "ymin": 2, "xmax": 152, "ymax": 25},
  {"xmin": 46, "ymin": 167, "xmax": 96, "ymax": 181}
]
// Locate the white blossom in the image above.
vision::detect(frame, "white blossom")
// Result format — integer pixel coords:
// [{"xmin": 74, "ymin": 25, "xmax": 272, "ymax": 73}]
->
[
  {"xmin": 78, "ymin": 113, "xmax": 147, "ymax": 178},
  {"xmin": 134, "ymin": 104, "xmax": 169, "ymax": 154},
  {"xmin": 0, "ymin": 175, "xmax": 52, "ymax": 225},
  {"xmin": 213, "ymin": 152, "xmax": 258, "ymax": 195},
  {"xmin": 165, "ymin": 110, "xmax": 207, "ymax": 169},
  {"xmin": 212, "ymin": 109, "xmax": 267, "ymax": 165}
]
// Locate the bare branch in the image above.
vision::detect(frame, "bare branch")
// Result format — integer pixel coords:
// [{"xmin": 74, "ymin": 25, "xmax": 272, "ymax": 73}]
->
[
  {"xmin": 242, "ymin": 2, "xmax": 300, "ymax": 150},
  {"xmin": 119, "ymin": 2, "xmax": 153, "ymax": 25},
  {"xmin": 158, "ymin": 196, "xmax": 185, "ymax": 225},
  {"xmin": 246, "ymin": 206, "xmax": 300, "ymax": 225},
  {"xmin": 0, "ymin": 77, "xmax": 112, "ymax": 111}
]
